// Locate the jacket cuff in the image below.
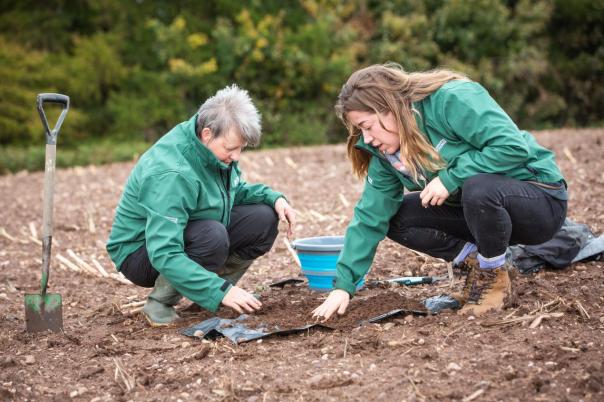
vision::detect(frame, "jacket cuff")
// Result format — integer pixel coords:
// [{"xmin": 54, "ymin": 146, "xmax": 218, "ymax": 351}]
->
[
  {"xmin": 334, "ymin": 278, "xmax": 356, "ymax": 298},
  {"xmin": 438, "ymin": 169, "xmax": 460, "ymax": 194},
  {"xmin": 266, "ymin": 192, "xmax": 286, "ymax": 208},
  {"xmin": 205, "ymin": 280, "xmax": 232, "ymax": 313}
]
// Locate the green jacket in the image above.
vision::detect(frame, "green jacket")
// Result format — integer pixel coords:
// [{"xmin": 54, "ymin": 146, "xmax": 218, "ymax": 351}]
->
[
  {"xmin": 106, "ymin": 114, "xmax": 284, "ymax": 312},
  {"xmin": 334, "ymin": 80, "xmax": 565, "ymax": 295}
]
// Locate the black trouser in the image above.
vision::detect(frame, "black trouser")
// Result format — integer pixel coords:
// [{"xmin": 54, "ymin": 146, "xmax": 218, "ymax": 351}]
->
[
  {"xmin": 387, "ymin": 174, "xmax": 567, "ymax": 261},
  {"xmin": 120, "ymin": 204, "xmax": 279, "ymax": 287}
]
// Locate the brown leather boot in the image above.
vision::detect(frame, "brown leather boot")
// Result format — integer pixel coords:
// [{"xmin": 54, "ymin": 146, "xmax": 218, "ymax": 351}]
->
[
  {"xmin": 458, "ymin": 265, "xmax": 512, "ymax": 316},
  {"xmin": 452, "ymin": 252, "xmax": 479, "ymax": 278},
  {"xmin": 449, "ymin": 253, "xmax": 479, "ymax": 304}
]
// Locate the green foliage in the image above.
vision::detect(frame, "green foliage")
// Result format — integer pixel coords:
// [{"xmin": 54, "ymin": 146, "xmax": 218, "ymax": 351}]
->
[
  {"xmin": 547, "ymin": 0, "xmax": 604, "ymax": 126},
  {"xmin": 0, "ymin": 140, "xmax": 150, "ymax": 174},
  {"xmin": 107, "ymin": 70, "xmax": 187, "ymax": 142},
  {"xmin": 0, "ymin": 37, "xmax": 50, "ymax": 145},
  {"xmin": 0, "ymin": 0, "xmax": 601, "ymax": 172}
]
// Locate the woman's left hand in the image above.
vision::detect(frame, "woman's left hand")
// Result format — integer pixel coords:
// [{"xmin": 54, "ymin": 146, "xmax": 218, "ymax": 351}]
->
[
  {"xmin": 420, "ymin": 177, "xmax": 450, "ymax": 207},
  {"xmin": 274, "ymin": 197, "xmax": 296, "ymax": 238}
]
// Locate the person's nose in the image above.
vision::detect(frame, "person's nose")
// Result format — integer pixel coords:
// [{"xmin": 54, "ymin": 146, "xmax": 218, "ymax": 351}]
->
[
  {"xmin": 230, "ymin": 148, "xmax": 242, "ymax": 162},
  {"xmin": 362, "ymin": 132, "xmax": 373, "ymax": 144}
]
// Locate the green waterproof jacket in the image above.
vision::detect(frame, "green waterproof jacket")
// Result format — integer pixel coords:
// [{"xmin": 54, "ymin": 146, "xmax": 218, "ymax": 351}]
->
[
  {"xmin": 106, "ymin": 114, "xmax": 284, "ymax": 312},
  {"xmin": 334, "ymin": 80, "xmax": 565, "ymax": 295}
]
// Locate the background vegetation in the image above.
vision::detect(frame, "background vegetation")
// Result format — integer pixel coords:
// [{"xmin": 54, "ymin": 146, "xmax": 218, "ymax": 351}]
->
[{"xmin": 0, "ymin": 0, "xmax": 602, "ymax": 173}]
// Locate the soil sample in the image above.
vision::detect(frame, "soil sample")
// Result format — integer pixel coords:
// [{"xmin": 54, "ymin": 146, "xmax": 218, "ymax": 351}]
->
[{"xmin": 243, "ymin": 287, "xmax": 426, "ymax": 332}]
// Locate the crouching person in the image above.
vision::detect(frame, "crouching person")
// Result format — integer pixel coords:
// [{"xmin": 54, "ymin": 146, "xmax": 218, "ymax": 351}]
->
[{"xmin": 106, "ymin": 85, "xmax": 295, "ymax": 326}]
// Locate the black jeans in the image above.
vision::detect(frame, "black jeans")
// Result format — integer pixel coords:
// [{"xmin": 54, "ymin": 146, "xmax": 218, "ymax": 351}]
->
[
  {"xmin": 120, "ymin": 204, "xmax": 279, "ymax": 287},
  {"xmin": 387, "ymin": 174, "xmax": 567, "ymax": 261}
]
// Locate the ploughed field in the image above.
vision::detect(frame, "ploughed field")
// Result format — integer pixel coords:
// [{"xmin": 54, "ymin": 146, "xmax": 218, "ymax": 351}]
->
[{"xmin": 1, "ymin": 128, "xmax": 603, "ymax": 401}]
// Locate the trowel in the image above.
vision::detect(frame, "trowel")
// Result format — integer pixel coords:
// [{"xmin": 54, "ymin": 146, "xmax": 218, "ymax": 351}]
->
[{"xmin": 368, "ymin": 275, "xmax": 448, "ymax": 288}]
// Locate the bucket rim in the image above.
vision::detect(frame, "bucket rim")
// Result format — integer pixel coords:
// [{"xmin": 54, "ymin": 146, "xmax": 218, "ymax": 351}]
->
[{"xmin": 291, "ymin": 235, "xmax": 344, "ymax": 252}]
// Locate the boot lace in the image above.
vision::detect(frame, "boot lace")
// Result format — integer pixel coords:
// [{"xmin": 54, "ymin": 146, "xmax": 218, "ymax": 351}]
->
[
  {"xmin": 453, "ymin": 253, "xmax": 479, "ymax": 278},
  {"xmin": 466, "ymin": 269, "xmax": 498, "ymax": 303}
]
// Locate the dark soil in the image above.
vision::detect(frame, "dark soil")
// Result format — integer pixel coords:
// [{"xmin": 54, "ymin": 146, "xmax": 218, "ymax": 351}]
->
[
  {"xmin": 1, "ymin": 128, "xmax": 603, "ymax": 401},
  {"xmin": 243, "ymin": 287, "xmax": 426, "ymax": 332}
]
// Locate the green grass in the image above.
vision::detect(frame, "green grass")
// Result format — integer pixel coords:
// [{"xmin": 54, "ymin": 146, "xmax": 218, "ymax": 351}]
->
[{"xmin": 0, "ymin": 140, "xmax": 151, "ymax": 174}]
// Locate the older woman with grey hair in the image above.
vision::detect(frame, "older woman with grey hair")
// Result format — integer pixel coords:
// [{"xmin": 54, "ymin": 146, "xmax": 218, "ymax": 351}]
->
[{"xmin": 107, "ymin": 85, "xmax": 296, "ymax": 326}]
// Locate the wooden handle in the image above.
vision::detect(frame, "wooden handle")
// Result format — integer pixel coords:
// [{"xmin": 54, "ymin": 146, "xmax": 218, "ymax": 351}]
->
[{"xmin": 40, "ymin": 144, "xmax": 56, "ymax": 295}]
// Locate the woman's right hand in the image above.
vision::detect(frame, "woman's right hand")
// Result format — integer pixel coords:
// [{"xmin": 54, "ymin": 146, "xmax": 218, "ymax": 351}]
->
[
  {"xmin": 311, "ymin": 289, "xmax": 350, "ymax": 321},
  {"xmin": 221, "ymin": 285, "xmax": 262, "ymax": 314}
]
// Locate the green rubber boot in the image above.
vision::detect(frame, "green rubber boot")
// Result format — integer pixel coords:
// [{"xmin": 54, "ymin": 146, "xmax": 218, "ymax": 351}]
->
[
  {"xmin": 219, "ymin": 253, "xmax": 254, "ymax": 285},
  {"xmin": 142, "ymin": 275, "xmax": 182, "ymax": 327}
]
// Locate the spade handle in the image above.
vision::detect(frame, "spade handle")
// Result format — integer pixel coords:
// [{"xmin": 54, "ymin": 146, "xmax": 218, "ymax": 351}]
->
[
  {"xmin": 37, "ymin": 93, "xmax": 69, "ymax": 145},
  {"xmin": 40, "ymin": 145, "xmax": 56, "ymax": 296},
  {"xmin": 37, "ymin": 94, "xmax": 69, "ymax": 295}
]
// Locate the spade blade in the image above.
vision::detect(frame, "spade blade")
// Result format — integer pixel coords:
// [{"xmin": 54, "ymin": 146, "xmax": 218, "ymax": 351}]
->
[{"xmin": 24, "ymin": 293, "xmax": 63, "ymax": 333}]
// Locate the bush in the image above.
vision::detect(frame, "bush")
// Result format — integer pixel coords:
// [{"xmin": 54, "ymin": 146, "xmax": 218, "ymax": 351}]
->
[
  {"xmin": 0, "ymin": 140, "xmax": 151, "ymax": 174},
  {"xmin": 0, "ymin": 0, "xmax": 601, "ymax": 173}
]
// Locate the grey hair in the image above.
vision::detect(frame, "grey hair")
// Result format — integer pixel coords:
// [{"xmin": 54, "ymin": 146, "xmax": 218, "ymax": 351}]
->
[{"xmin": 196, "ymin": 84, "xmax": 262, "ymax": 147}]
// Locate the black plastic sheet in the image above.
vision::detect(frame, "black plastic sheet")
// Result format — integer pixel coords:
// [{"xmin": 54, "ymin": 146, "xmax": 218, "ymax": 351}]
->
[{"xmin": 182, "ymin": 308, "xmax": 427, "ymax": 344}]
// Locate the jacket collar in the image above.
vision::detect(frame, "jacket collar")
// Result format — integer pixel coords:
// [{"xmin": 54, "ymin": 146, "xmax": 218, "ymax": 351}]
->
[
  {"xmin": 354, "ymin": 137, "xmax": 382, "ymax": 158},
  {"xmin": 184, "ymin": 114, "xmax": 233, "ymax": 171}
]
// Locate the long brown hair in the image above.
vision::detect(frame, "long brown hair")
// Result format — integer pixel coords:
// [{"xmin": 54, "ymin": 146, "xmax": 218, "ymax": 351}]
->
[{"xmin": 335, "ymin": 63, "xmax": 468, "ymax": 180}]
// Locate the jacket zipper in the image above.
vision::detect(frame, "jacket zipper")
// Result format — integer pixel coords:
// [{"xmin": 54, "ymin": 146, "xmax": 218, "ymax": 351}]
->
[
  {"xmin": 225, "ymin": 167, "xmax": 232, "ymax": 224},
  {"xmin": 218, "ymin": 167, "xmax": 232, "ymax": 225},
  {"xmin": 217, "ymin": 168, "xmax": 226, "ymax": 224}
]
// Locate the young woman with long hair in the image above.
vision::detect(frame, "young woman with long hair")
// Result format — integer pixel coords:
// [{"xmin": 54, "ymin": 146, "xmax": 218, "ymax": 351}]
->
[{"xmin": 312, "ymin": 63, "xmax": 567, "ymax": 319}]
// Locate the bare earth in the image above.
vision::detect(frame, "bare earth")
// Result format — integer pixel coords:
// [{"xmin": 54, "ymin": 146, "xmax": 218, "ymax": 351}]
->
[{"xmin": 1, "ymin": 128, "xmax": 603, "ymax": 401}]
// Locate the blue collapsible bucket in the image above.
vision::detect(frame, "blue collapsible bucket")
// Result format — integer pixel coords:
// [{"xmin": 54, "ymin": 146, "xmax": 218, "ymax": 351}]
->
[{"xmin": 291, "ymin": 235, "xmax": 365, "ymax": 292}]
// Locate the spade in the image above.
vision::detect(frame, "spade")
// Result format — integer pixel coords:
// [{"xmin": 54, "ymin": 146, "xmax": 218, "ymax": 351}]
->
[{"xmin": 24, "ymin": 93, "xmax": 69, "ymax": 333}]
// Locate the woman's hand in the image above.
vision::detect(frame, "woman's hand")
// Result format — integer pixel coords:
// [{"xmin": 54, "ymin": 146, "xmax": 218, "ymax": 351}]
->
[
  {"xmin": 311, "ymin": 289, "xmax": 350, "ymax": 321},
  {"xmin": 420, "ymin": 177, "xmax": 449, "ymax": 207},
  {"xmin": 221, "ymin": 286, "xmax": 262, "ymax": 314},
  {"xmin": 275, "ymin": 197, "xmax": 296, "ymax": 238}
]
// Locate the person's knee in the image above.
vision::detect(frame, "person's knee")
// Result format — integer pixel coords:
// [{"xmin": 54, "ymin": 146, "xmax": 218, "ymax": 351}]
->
[
  {"xmin": 387, "ymin": 205, "xmax": 415, "ymax": 237},
  {"xmin": 386, "ymin": 227, "xmax": 410, "ymax": 244},
  {"xmin": 184, "ymin": 220, "xmax": 229, "ymax": 263},
  {"xmin": 256, "ymin": 204, "xmax": 279, "ymax": 238},
  {"xmin": 387, "ymin": 216, "xmax": 413, "ymax": 243},
  {"xmin": 254, "ymin": 204, "xmax": 279, "ymax": 252},
  {"xmin": 237, "ymin": 204, "xmax": 279, "ymax": 259},
  {"xmin": 462, "ymin": 174, "xmax": 496, "ymax": 205}
]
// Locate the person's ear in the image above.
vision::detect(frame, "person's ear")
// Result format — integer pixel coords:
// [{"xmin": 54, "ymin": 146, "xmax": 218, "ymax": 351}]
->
[{"xmin": 200, "ymin": 127, "xmax": 213, "ymax": 144}]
